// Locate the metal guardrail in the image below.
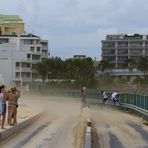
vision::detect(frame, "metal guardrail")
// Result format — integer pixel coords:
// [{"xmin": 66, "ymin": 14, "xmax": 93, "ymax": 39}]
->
[
  {"xmin": 120, "ymin": 103, "xmax": 148, "ymax": 116},
  {"xmin": 86, "ymin": 98, "xmax": 148, "ymax": 121}
]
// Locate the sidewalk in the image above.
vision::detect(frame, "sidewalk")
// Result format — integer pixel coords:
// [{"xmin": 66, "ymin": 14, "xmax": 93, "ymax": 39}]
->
[{"xmin": 0, "ymin": 101, "xmax": 43, "ymax": 141}]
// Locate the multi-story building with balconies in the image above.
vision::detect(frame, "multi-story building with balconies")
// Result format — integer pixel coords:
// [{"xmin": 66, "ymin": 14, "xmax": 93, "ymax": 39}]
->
[
  {"xmin": 101, "ymin": 34, "xmax": 148, "ymax": 69},
  {"xmin": 0, "ymin": 33, "xmax": 48, "ymax": 87}
]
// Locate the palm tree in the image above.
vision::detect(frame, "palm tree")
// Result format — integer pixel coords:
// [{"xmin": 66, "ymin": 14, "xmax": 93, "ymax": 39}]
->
[
  {"xmin": 138, "ymin": 57, "xmax": 148, "ymax": 79},
  {"xmin": 98, "ymin": 60, "xmax": 109, "ymax": 72},
  {"xmin": 36, "ymin": 61, "xmax": 49, "ymax": 87},
  {"xmin": 124, "ymin": 58, "xmax": 136, "ymax": 71}
]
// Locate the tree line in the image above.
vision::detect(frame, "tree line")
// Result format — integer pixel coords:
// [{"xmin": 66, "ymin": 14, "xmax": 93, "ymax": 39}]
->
[{"xmin": 36, "ymin": 57, "xmax": 96, "ymax": 87}]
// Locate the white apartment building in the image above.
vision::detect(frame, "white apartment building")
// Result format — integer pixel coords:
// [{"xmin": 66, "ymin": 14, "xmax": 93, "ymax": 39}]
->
[{"xmin": 0, "ymin": 33, "xmax": 48, "ymax": 87}]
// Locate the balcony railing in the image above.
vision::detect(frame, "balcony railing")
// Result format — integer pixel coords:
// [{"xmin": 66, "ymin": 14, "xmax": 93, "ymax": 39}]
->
[
  {"xmin": 109, "ymin": 61, "xmax": 116, "ymax": 63},
  {"xmin": 130, "ymin": 46, "xmax": 143, "ymax": 49},
  {"xmin": 117, "ymin": 54, "xmax": 128, "ymax": 56},
  {"xmin": 117, "ymin": 60, "xmax": 126, "ymax": 63},
  {"xmin": 102, "ymin": 54, "xmax": 115, "ymax": 56},
  {"xmin": 117, "ymin": 46, "xmax": 128, "ymax": 48},
  {"xmin": 32, "ymin": 59, "xmax": 41, "ymax": 63},
  {"xmin": 41, "ymin": 54, "xmax": 48, "ymax": 58},
  {"xmin": 102, "ymin": 46, "xmax": 116, "ymax": 49},
  {"xmin": 32, "ymin": 51, "xmax": 42, "ymax": 55},
  {"xmin": 15, "ymin": 67, "xmax": 32, "ymax": 72},
  {"xmin": 14, "ymin": 77, "xmax": 32, "ymax": 81},
  {"xmin": 130, "ymin": 52, "xmax": 142, "ymax": 57}
]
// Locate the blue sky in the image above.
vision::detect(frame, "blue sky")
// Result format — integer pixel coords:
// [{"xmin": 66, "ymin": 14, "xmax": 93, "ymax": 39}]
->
[{"xmin": 0, "ymin": 0, "xmax": 148, "ymax": 60}]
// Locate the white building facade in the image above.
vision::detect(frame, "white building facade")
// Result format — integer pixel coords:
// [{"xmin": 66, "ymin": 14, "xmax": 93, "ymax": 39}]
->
[{"xmin": 0, "ymin": 33, "xmax": 48, "ymax": 87}]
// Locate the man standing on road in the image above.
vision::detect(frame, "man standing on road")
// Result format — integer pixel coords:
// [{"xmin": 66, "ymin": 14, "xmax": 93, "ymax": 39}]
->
[
  {"xmin": 80, "ymin": 87, "xmax": 86, "ymax": 109},
  {"xmin": 80, "ymin": 86, "xmax": 90, "ymax": 110}
]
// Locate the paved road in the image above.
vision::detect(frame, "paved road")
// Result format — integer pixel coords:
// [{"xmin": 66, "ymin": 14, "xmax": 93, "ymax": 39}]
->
[
  {"xmin": 91, "ymin": 105, "xmax": 148, "ymax": 148},
  {"xmin": 1, "ymin": 95, "xmax": 80, "ymax": 148},
  {"xmin": 1, "ymin": 95, "xmax": 148, "ymax": 148}
]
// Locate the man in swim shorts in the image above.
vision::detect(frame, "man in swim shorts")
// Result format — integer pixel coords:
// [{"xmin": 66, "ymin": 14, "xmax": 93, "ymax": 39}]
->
[
  {"xmin": 0, "ymin": 86, "xmax": 3, "ymax": 128},
  {"xmin": 1, "ymin": 85, "xmax": 8, "ymax": 129}
]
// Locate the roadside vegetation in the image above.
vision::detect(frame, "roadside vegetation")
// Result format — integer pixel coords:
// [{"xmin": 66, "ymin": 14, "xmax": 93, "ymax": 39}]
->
[
  {"xmin": 35, "ymin": 56, "xmax": 98, "ymax": 89},
  {"xmin": 34, "ymin": 56, "xmax": 148, "ymax": 93}
]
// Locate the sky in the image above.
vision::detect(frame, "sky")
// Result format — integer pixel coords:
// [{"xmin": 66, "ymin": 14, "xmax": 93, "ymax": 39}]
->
[{"xmin": 0, "ymin": 0, "xmax": 148, "ymax": 60}]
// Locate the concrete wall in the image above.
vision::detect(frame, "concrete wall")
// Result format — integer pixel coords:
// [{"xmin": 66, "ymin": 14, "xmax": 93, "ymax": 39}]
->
[{"xmin": 0, "ymin": 49, "xmax": 28, "ymax": 86}]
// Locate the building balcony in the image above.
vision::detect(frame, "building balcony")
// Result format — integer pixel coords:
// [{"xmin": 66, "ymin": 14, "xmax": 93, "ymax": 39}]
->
[
  {"xmin": 42, "ymin": 47, "xmax": 48, "ymax": 51},
  {"xmin": 26, "ymin": 58, "xmax": 32, "ymax": 62},
  {"xmin": 109, "ymin": 61, "xmax": 116, "ymax": 63},
  {"xmin": 102, "ymin": 46, "xmax": 116, "ymax": 49},
  {"xmin": 32, "ymin": 59, "xmax": 42, "ymax": 64},
  {"xmin": 130, "ymin": 46, "xmax": 143, "ymax": 49},
  {"xmin": 102, "ymin": 53, "xmax": 115, "ymax": 56},
  {"xmin": 117, "ymin": 54, "xmax": 128, "ymax": 56},
  {"xmin": 130, "ymin": 53, "xmax": 143, "ymax": 56},
  {"xmin": 24, "ymin": 44, "xmax": 42, "ymax": 47},
  {"xmin": 117, "ymin": 46, "xmax": 128, "ymax": 49},
  {"xmin": 117, "ymin": 60, "xmax": 126, "ymax": 63},
  {"xmin": 41, "ymin": 54, "xmax": 48, "ymax": 59},
  {"xmin": 15, "ymin": 67, "xmax": 32, "ymax": 72},
  {"xmin": 32, "ymin": 51, "xmax": 42, "ymax": 55},
  {"xmin": 14, "ymin": 77, "xmax": 32, "ymax": 82}
]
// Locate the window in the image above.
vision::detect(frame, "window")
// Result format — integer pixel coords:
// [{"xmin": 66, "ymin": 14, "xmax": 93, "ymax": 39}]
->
[
  {"xmin": 16, "ymin": 62, "xmax": 20, "ymax": 67},
  {"xmin": 30, "ymin": 47, "xmax": 35, "ymax": 52},
  {"xmin": 15, "ymin": 72, "xmax": 20, "ymax": 78},
  {"xmin": 37, "ymin": 47, "xmax": 40, "ymax": 52},
  {"xmin": 27, "ymin": 54, "xmax": 31, "ymax": 59}
]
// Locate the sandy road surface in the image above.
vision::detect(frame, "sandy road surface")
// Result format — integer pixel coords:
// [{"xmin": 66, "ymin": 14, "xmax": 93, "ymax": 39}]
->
[
  {"xmin": 1, "ymin": 94, "xmax": 148, "ymax": 148},
  {"xmin": 1, "ymin": 94, "xmax": 81, "ymax": 148},
  {"xmin": 91, "ymin": 105, "xmax": 148, "ymax": 148}
]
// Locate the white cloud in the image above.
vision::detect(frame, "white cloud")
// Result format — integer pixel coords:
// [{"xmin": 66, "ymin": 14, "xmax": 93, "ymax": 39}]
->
[{"xmin": 0, "ymin": 0, "xmax": 148, "ymax": 59}]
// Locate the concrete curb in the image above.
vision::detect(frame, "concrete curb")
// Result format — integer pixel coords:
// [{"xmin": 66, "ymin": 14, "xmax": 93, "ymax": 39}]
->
[
  {"xmin": 84, "ymin": 118, "xmax": 92, "ymax": 148},
  {"xmin": 0, "ymin": 112, "xmax": 43, "ymax": 141}
]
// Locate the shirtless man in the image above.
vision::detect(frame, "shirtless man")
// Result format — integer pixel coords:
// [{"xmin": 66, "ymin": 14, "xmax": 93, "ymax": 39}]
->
[
  {"xmin": 13, "ymin": 87, "xmax": 20, "ymax": 124},
  {"xmin": 8, "ymin": 88, "xmax": 20, "ymax": 126},
  {"xmin": 80, "ymin": 86, "xmax": 90, "ymax": 110},
  {"xmin": 1, "ymin": 85, "xmax": 8, "ymax": 129}
]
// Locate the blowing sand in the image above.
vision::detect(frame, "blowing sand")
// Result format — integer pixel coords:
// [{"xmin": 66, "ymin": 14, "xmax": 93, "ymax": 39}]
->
[
  {"xmin": 1, "ymin": 93, "xmax": 148, "ymax": 148},
  {"xmin": 91, "ymin": 105, "xmax": 148, "ymax": 148}
]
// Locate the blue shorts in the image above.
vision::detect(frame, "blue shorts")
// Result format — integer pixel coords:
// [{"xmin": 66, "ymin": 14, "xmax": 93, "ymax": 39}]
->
[
  {"xmin": 113, "ymin": 98, "xmax": 119, "ymax": 103},
  {"xmin": 2, "ymin": 103, "xmax": 6, "ymax": 115}
]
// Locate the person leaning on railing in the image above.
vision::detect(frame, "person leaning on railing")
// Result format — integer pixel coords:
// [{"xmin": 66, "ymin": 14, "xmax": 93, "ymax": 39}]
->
[{"xmin": 111, "ymin": 92, "xmax": 120, "ymax": 105}]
